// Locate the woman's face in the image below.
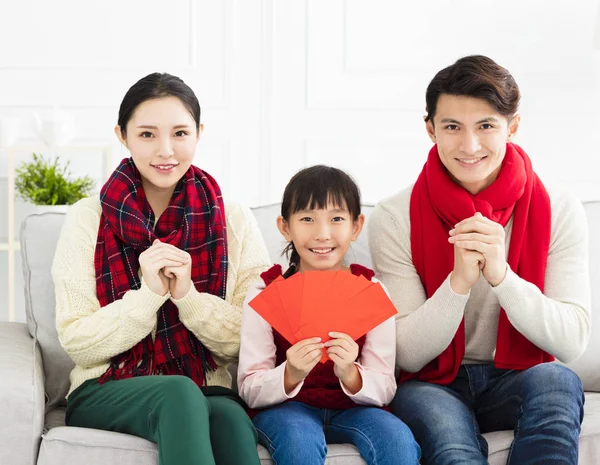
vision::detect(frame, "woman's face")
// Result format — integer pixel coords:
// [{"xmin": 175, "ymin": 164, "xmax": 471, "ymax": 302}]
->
[
  {"xmin": 116, "ymin": 96, "xmax": 201, "ymax": 196},
  {"xmin": 426, "ymin": 94, "xmax": 519, "ymax": 195}
]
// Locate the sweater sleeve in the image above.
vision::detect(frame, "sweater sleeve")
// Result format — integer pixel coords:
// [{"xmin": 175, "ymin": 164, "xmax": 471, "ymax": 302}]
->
[
  {"xmin": 368, "ymin": 196, "xmax": 470, "ymax": 372},
  {"xmin": 52, "ymin": 198, "xmax": 168, "ymax": 369},
  {"xmin": 237, "ymin": 283, "xmax": 303, "ymax": 409},
  {"xmin": 340, "ymin": 312, "xmax": 397, "ymax": 407},
  {"xmin": 491, "ymin": 190, "xmax": 591, "ymax": 363},
  {"xmin": 173, "ymin": 205, "xmax": 272, "ymax": 364}
]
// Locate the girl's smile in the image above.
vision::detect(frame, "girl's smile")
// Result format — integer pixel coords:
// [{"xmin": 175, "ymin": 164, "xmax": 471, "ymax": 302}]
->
[{"xmin": 278, "ymin": 202, "xmax": 364, "ymax": 272}]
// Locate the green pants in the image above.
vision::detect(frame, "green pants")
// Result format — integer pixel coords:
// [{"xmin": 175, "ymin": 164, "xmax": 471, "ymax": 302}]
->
[{"xmin": 66, "ymin": 376, "xmax": 261, "ymax": 465}]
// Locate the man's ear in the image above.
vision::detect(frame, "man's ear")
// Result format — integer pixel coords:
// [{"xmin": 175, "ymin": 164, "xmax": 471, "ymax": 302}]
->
[
  {"xmin": 276, "ymin": 216, "xmax": 291, "ymax": 240},
  {"xmin": 351, "ymin": 214, "xmax": 365, "ymax": 241},
  {"xmin": 507, "ymin": 114, "xmax": 520, "ymax": 141},
  {"xmin": 114, "ymin": 125, "xmax": 127, "ymax": 148},
  {"xmin": 426, "ymin": 120, "xmax": 436, "ymax": 144}
]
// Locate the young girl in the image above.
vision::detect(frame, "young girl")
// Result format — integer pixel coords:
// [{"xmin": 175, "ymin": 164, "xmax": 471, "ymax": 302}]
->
[
  {"xmin": 237, "ymin": 165, "xmax": 421, "ymax": 465},
  {"xmin": 52, "ymin": 72, "xmax": 270, "ymax": 465}
]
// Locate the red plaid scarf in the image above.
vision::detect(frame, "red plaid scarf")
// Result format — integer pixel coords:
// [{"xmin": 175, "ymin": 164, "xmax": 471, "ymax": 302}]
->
[
  {"xmin": 95, "ymin": 157, "xmax": 228, "ymax": 387},
  {"xmin": 402, "ymin": 143, "xmax": 552, "ymax": 386}
]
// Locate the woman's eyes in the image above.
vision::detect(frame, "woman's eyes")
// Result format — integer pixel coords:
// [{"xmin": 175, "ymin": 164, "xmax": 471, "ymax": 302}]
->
[
  {"xmin": 175, "ymin": 130, "xmax": 189, "ymax": 137},
  {"xmin": 140, "ymin": 131, "xmax": 154, "ymax": 138}
]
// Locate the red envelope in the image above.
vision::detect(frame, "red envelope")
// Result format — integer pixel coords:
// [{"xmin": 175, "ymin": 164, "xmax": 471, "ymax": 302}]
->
[{"xmin": 249, "ymin": 270, "xmax": 398, "ymax": 363}]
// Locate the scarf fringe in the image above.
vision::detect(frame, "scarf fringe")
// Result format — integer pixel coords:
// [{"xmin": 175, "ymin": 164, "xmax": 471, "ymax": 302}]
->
[{"xmin": 100, "ymin": 344, "xmax": 217, "ymax": 388}]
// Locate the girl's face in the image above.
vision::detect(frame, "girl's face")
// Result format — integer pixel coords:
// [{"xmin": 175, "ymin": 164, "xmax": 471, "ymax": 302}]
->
[
  {"xmin": 116, "ymin": 96, "xmax": 201, "ymax": 197},
  {"xmin": 277, "ymin": 201, "xmax": 364, "ymax": 272}
]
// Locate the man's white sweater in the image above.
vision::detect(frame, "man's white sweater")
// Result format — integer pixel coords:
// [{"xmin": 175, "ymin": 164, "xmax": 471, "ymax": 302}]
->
[{"xmin": 368, "ymin": 185, "xmax": 591, "ymax": 373}]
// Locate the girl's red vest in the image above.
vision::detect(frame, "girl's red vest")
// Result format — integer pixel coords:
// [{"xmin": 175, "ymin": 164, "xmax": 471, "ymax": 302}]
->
[{"xmin": 256, "ymin": 263, "xmax": 374, "ymax": 411}]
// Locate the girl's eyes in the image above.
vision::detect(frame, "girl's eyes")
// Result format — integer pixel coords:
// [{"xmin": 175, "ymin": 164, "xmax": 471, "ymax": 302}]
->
[{"xmin": 299, "ymin": 216, "xmax": 346, "ymax": 222}]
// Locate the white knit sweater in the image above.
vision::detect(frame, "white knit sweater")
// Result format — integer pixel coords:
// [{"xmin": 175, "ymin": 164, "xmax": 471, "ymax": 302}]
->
[
  {"xmin": 52, "ymin": 196, "xmax": 271, "ymax": 397},
  {"xmin": 368, "ymin": 185, "xmax": 591, "ymax": 372}
]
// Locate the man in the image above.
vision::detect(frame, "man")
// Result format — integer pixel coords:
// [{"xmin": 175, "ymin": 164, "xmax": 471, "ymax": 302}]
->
[{"xmin": 368, "ymin": 55, "xmax": 590, "ymax": 464}]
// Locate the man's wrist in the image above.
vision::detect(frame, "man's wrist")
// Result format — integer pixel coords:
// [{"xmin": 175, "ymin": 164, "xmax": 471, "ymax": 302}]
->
[
  {"xmin": 450, "ymin": 272, "xmax": 471, "ymax": 295},
  {"xmin": 488, "ymin": 264, "xmax": 508, "ymax": 287}
]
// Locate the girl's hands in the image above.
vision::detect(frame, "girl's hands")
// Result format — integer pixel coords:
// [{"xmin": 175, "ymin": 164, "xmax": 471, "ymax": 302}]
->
[
  {"xmin": 325, "ymin": 332, "xmax": 362, "ymax": 393},
  {"xmin": 139, "ymin": 239, "xmax": 189, "ymax": 296},
  {"xmin": 284, "ymin": 337, "xmax": 324, "ymax": 394}
]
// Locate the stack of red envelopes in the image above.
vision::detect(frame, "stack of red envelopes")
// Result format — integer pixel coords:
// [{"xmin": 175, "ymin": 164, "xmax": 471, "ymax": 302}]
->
[{"xmin": 249, "ymin": 270, "xmax": 398, "ymax": 362}]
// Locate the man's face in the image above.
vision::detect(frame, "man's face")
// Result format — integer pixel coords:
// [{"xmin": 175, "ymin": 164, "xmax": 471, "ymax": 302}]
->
[{"xmin": 426, "ymin": 94, "xmax": 519, "ymax": 195}]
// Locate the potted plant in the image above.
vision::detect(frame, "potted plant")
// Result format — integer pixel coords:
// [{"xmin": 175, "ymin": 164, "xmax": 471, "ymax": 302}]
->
[{"xmin": 15, "ymin": 153, "xmax": 95, "ymax": 211}]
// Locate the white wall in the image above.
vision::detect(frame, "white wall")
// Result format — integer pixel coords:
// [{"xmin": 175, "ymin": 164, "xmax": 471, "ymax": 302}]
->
[{"xmin": 1, "ymin": 0, "xmax": 600, "ymax": 320}]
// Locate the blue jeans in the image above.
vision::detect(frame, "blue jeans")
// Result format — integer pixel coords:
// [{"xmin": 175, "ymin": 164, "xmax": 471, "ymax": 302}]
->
[
  {"xmin": 391, "ymin": 363, "xmax": 584, "ymax": 465},
  {"xmin": 253, "ymin": 401, "xmax": 421, "ymax": 465}
]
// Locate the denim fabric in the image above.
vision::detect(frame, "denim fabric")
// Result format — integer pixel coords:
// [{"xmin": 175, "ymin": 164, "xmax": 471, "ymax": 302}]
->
[
  {"xmin": 391, "ymin": 363, "xmax": 584, "ymax": 465},
  {"xmin": 253, "ymin": 401, "xmax": 421, "ymax": 465}
]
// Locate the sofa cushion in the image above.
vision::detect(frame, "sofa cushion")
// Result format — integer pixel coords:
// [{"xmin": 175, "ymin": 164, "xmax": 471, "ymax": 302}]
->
[
  {"xmin": 42, "ymin": 410, "xmax": 368, "ymax": 465},
  {"xmin": 43, "ymin": 393, "xmax": 600, "ymax": 465},
  {"xmin": 0, "ymin": 322, "xmax": 45, "ymax": 465},
  {"xmin": 563, "ymin": 201, "xmax": 600, "ymax": 392},
  {"xmin": 37, "ymin": 426, "xmax": 158, "ymax": 465},
  {"xmin": 20, "ymin": 212, "xmax": 74, "ymax": 410}
]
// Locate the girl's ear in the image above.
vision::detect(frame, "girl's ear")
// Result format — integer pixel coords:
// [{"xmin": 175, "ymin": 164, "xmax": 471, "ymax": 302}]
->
[
  {"xmin": 351, "ymin": 214, "xmax": 365, "ymax": 241},
  {"xmin": 276, "ymin": 216, "xmax": 291, "ymax": 240}
]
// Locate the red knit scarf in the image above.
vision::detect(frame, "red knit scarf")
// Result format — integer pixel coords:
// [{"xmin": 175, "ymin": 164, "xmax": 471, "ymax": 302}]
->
[
  {"xmin": 402, "ymin": 143, "xmax": 553, "ymax": 386},
  {"xmin": 95, "ymin": 157, "xmax": 228, "ymax": 387}
]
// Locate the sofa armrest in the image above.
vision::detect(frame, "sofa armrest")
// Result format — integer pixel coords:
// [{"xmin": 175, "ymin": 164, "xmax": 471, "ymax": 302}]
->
[{"xmin": 0, "ymin": 321, "xmax": 45, "ymax": 465}]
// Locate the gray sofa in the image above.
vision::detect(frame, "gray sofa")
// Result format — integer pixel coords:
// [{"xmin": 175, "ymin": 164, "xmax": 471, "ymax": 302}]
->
[{"xmin": 1, "ymin": 202, "xmax": 599, "ymax": 465}]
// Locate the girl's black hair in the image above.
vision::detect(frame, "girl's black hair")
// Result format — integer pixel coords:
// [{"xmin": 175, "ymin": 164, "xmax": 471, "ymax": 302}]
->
[
  {"xmin": 280, "ymin": 165, "xmax": 361, "ymax": 276},
  {"xmin": 117, "ymin": 72, "xmax": 201, "ymax": 136}
]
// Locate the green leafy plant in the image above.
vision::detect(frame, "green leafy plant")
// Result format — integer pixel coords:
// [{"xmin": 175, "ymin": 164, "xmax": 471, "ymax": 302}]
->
[{"xmin": 15, "ymin": 153, "xmax": 95, "ymax": 205}]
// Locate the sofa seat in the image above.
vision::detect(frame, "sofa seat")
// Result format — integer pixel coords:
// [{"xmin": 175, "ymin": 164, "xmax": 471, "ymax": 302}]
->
[
  {"xmin": 37, "ymin": 393, "xmax": 600, "ymax": 465},
  {"xmin": 2, "ymin": 203, "xmax": 598, "ymax": 465}
]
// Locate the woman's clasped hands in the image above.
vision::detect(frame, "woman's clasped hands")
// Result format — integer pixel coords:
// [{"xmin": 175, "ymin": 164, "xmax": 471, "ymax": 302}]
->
[{"xmin": 138, "ymin": 239, "xmax": 192, "ymax": 299}]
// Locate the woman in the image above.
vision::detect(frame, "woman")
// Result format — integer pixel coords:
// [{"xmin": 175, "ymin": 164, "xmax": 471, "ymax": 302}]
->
[{"xmin": 52, "ymin": 72, "xmax": 270, "ymax": 465}]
